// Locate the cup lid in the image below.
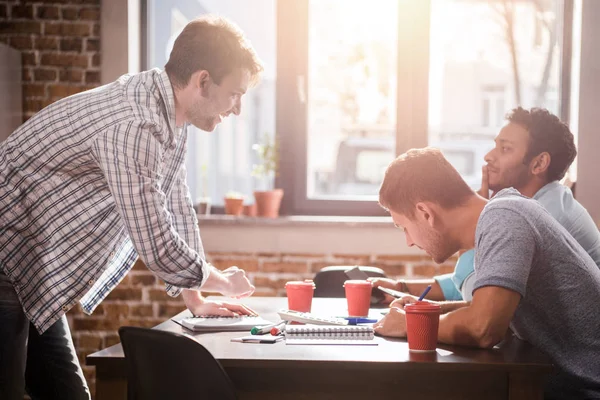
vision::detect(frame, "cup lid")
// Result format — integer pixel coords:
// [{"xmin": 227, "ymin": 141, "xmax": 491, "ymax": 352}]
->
[
  {"xmin": 343, "ymin": 279, "xmax": 372, "ymax": 287},
  {"xmin": 404, "ymin": 301, "xmax": 441, "ymax": 313},
  {"xmin": 285, "ymin": 280, "xmax": 315, "ymax": 288}
]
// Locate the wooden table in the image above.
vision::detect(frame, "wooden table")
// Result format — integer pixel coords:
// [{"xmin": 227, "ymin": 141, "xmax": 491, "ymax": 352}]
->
[{"xmin": 87, "ymin": 297, "xmax": 553, "ymax": 400}]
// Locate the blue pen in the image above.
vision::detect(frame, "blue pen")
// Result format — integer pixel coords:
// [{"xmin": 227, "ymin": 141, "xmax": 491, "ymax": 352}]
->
[
  {"xmin": 345, "ymin": 317, "xmax": 378, "ymax": 325},
  {"xmin": 418, "ymin": 285, "xmax": 432, "ymax": 301}
]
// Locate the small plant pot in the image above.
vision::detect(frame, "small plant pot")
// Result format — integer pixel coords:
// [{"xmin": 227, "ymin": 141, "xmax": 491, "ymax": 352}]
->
[
  {"xmin": 224, "ymin": 198, "xmax": 244, "ymax": 216},
  {"xmin": 194, "ymin": 199, "xmax": 211, "ymax": 215},
  {"xmin": 253, "ymin": 189, "xmax": 284, "ymax": 218},
  {"xmin": 243, "ymin": 203, "xmax": 257, "ymax": 217}
]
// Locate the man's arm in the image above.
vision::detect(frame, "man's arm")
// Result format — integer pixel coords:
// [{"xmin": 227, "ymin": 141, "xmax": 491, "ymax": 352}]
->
[{"xmin": 438, "ymin": 286, "xmax": 520, "ymax": 348}]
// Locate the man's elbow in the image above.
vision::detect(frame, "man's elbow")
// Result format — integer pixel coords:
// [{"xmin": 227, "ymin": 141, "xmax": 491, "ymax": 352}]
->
[{"xmin": 475, "ymin": 325, "xmax": 505, "ymax": 349}]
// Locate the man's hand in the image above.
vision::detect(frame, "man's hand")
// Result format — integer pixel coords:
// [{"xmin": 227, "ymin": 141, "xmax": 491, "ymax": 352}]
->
[
  {"xmin": 182, "ymin": 289, "xmax": 257, "ymax": 317},
  {"xmin": 373, "ymin": 307, "xmax": 407, "ymax": 338},
  {"xmin": 477, "ymin": 165, "xmax": 490, "ymax": 199},
  {"xmin": 389, "ymin": 294, "xmax": 420, "ymax": 310},
  {"xmin": 368, "ymin": 278, "xmax": 402, "ymax": 304},
  {"xmin": 219, "ymin": 266, "xmax": 255, "ymax": 298}
]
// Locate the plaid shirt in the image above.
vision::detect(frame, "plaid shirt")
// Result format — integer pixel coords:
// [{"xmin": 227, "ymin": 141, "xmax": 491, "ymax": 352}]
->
[{"xmin": 0, "ymin": 69, "xmax": 208, "ymax": 333}]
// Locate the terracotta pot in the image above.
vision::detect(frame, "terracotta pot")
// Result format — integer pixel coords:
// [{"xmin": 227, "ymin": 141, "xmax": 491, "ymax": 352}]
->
[
  {"xmin": 194, "ymin": 199, "xmax": 211, "ymax": 215},
  {"xmin": 243, "ymin": 203, "xmax": 257, "ymax": 217},
  {"xmin": 224, "ymin": 197, "xmax": 244, "ymax": 216},
  {"xmin": 253, "ymin": 189, "xmax": 284, "ymax": 218}
]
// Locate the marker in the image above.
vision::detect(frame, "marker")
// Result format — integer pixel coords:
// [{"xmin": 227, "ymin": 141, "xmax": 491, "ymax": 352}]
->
[
  {"xmin": 251, "ymin": 321, "xmax": 285, "ymax": 335},
  {"xmin": 418, "ymin": 285, "xmax": 432, "ymax": 301},
  {"xmin": 270, "ymin": 322, "xmax": 287, "ymax": 335}
]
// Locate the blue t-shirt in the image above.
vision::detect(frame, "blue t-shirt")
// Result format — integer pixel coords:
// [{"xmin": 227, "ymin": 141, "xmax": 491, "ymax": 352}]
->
[{"xmin": 435, "ymin": 181, "xmax": 600, "ymax": 300}]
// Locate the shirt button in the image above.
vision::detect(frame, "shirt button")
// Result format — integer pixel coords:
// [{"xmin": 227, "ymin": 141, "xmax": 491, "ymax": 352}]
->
[
  {"xmin": 62, "ymin": 305, "xmax": 69, "ymax": 312},
  {"xmin": 88, "ymin": 279, "xmax": 95, "ymax": 286},
  {"xmin": 109, "ymin": 252, "xmax": 115, "ymax": 258}
]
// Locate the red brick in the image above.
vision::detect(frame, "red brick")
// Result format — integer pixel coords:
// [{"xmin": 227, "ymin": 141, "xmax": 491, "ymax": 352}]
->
[
  {"xmin": 104, "ymin": 333, "xmax": 120, "ymax": 348},
  {"xmin": 85, "ymin": 70, "xmax": 100, "ymax": 84},
  {"xmin": 22, "ymin": 52, "xmax": 37, "ymax": 66},
  {"xmin": 104, "ymin": 288, "xmax": 142, "ymax": 301},
  {"xmin": 132, "ymin": 259, "xmax": 146, "ymax": 271},
  {"xmin": 34, "ymin": 37, "xmax": 58, "ymax": 50},
  {"xmin": 73, "ymin": 317, "xmax": 126, "ymax": 331},
  {"xmin": 130, "ymin": 273, "xmax": 156, "ymax": 286},
  {"xmin": 252, "ymin": 288, "xmax": 277, "ymax": 297},
  {"xmin": 78, "ymin": 333, "xmax": 103, "ymax": 350},
  {"xmin": 45, "ymin": 22, "xmax": 90, "ymax": 37},
  {"xmin": 24, "ymin": 99, "xmax": 44, "ymax": 114},
  {"xmin": 310, "ymin": 262, "xmax": 331, "ymax": 274},
  {"xmin": 22, "ymin": 67, "xmax": 32, "ymax": 82},
  {"xmin": 41, "ymin": 53, "xmax": 88, "ymax": 68},
  {"xmin": 158, "ymin": 303, "xmax": 185, "ymax": 318},
  {"xmin": 376, "ymin": 254, "xmax": 430, "ymax": 262},
  {"xmin": 92, "ymin": 22, "xmax": 100, "ymax": 36},
  {"xmin": 23, "ymin": 84, "xmax": 45, "ymax": 98},
  {"xmin": 210, "ymin": 258, "xmax": 259, "ymax": 272},
  {"xmin": 282, "ymin": 253, "xmax": 327, "ymax": 258},
  {"xmin": 48, "ymin": 84, "xmax": 84, "ymax": 98},
  {"xmin": 61, "ymin": 7, "xmax": 78, "ymax": 20},
  {"xmin": 9, "ymin": 36, "xmax": 32, "ymax": 50},
  {"xmin": 103, "ymin": 303, "xmax": 130, "ymax": 318},
  {"xmin": 130, "ymin": 304, "xmax": 153, "ymax": 317},
  {"xmin": 81, "ymin": 365, "xmax": 95, "ymax": 382},
  {"xmin": 128, "ymin": 318, "xmax": 164, "ymax": 329},
  {"xmin": 439, "ymin": 264, "xmax": 456, "ymax": 275},
  {"xmin": 332, "ymin": 254, "xmax": 372, "ymax": 264},
  {"xmin": 412, "ymin": 264, "xmax": 438, "ymax": 277},
  {"xmin": 86, "ymin": 38, "xmax": 99, "ymax": 52},
  {"xmin": 59, "ymin": 68, "xmax": 83, "ymax": 83},
  {"xmin": 60, "ymin": 37, "xmax": 83, "ymax": 52},
  {"xmin": 79, "ymin": 7, "xmax": 100, "ymax": 20},
  {"xmin": 261, "ymin": 261, "xmax": 308, "ymax": 273},
  {"xmin": 37, "ymin": 5, "xmax": 59, "ymax": 19},
  {"xmin": 148, "ymin": 289, "xmax": 173, "ymax": 302},
  {"xmin": 253, "ymin": 276, "xmax": 289, "ymax": 290},
  {"xmin": 11, "ymin": 4, "xmax": 33, "ymax": 19},
  {"xmin": 208, "ymin": 251, "xmax": 255, "ymax": 257},
  {"xmin": 34, "ymin": 68, "xmax": 57, "ymax": 81},
  {"xmin": 0, "ymin": 21, "xmax": 41, "ymax": 35},
  {"xmin": 375, "ymin": 264, "xmax": 407, "ymax": 277}
]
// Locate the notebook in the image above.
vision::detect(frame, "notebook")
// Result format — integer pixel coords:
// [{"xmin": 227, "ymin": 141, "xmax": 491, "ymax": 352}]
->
[
  {"xmin": 284, "ymin": 324, "xmax": 377, "ymax": 345},
  {"xmin": 178, "ymin": 315, "xmax": 273, "ymax": 332}
]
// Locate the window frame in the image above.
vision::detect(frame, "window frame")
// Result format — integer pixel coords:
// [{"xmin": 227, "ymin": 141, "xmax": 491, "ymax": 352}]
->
[{"xmin": 276, "ymin": 0, "xmax": 573, "ymax": 216}]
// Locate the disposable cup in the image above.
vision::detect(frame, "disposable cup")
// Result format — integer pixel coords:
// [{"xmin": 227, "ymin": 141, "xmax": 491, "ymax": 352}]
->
[
  {"xmin": 343, "ymin": 280, "xmax": 372, "ymax": 317},
  {"xmin": 405, "ymin": 301, "xmax": 442, "ymax": 352},
  {"xmin": 285, "ymin": 280, "xmax": 315, "ymax": 312}
]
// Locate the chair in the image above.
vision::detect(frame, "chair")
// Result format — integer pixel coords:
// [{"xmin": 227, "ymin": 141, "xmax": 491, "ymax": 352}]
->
[
  {"xmin": 313, "ymin": 265, "xmax": 386, "ymax": 301},
  {"xmin": 118, "ymin": 326, "xmax": 237, "ymax": 400}
]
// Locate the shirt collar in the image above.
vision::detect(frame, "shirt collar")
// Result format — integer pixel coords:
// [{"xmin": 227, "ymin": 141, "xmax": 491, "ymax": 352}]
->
[
  {"xmin": 156, "ymin": 68, "xmax": 178, "ymax": 136},
  {"xmin": 533, "ymin": 181, "xmax": 560, "ymax": 200}
]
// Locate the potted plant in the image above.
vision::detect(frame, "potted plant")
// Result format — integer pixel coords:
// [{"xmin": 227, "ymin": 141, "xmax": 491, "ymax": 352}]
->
[
  {"xmin": 252, "ymin": 133, "xmax": 283, "ymax": 218},
  {"xmin": 194, "ymin": 164, "xmax": 211, "ymax": 215},
  {"xmin": 223, "ymin": 191, "xmax": 245, "ymax": 216}
]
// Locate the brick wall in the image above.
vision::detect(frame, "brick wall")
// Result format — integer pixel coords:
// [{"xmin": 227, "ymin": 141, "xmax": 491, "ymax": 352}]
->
[
  {"xmin": 68, "ymin": 252, "xmax": 455, "ymax": 397},
  {"xmin": 0, "ymin": 0, "xmax": 101, "ymax": 123}
]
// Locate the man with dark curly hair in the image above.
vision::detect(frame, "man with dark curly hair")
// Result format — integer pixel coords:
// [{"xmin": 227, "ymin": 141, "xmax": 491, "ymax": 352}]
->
[{"xmin": 372, "ymin": 107, "xmax": 600, "ymax": 302}]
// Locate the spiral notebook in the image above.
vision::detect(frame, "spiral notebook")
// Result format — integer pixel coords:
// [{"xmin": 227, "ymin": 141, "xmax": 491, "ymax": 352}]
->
[{"xmin": 284, "ymin": 325, "xmax": 377, "ymax": 345}]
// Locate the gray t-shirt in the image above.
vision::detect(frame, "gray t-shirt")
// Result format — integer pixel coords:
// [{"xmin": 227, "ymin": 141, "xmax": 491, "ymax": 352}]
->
[{"xmin": 474, "ymin": 188, "xmax": 600, "ymax": 399}]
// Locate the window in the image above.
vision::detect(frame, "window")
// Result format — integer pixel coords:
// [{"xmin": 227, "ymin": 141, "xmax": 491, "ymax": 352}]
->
[
  {"xmin": 144, "ymin": 0, "xmax": 276, "ymax": 208},
  {"xmin": 278, "ymin": 0, "xmax": 571, "ymax": 215}
]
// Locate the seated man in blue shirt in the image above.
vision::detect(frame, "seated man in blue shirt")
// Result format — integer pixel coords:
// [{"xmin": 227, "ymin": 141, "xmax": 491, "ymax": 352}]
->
[{"xmin": 372, "ymin": 107, "xmax": 600, "ymax": 302}]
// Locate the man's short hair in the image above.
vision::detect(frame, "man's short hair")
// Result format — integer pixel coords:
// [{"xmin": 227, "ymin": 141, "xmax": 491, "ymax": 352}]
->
[
  {"xmin": 379, "ymin": 147, "xmax": 474, "ymax": 218},
  {"xmin": 165, "ymin": 15, "xmax": 264, "ymax": 89},
  {"xmin": 507, "ymin": 107, "xmax": 576, "ymax": 182}
]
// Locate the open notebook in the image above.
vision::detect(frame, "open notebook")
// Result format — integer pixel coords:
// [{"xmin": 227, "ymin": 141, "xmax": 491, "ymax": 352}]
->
[
  {"xmin": 178, "ymin": 315, "xmax": 273, "ymax": 332},
  {"xmin": 284, "ymin": 324, "xmax": 377, "ymax": 345}
]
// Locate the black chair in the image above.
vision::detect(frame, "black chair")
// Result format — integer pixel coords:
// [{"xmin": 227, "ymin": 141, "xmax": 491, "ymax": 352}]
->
[
  {"xmin": 313, "ymin": 265, "xmax": 387, "ymax": 302},
  {"xmin": 118, "ymin": 326, "xmax": 237, "ymax": 400}
]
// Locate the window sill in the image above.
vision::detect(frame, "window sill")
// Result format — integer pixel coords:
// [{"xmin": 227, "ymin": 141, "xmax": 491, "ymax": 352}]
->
[{"xmin": 197, "ymin": 214, "xmax": 393, "ymax": 228}]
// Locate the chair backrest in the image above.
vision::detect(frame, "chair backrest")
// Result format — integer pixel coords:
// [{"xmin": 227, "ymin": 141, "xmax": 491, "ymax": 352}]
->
[
  {"xmin": 313, "ymin": 266, "xmax": 386, "ymax": 299},
  {"xmin": 118, "ymin": 326, "xmax": 237, "ymax": 400}
]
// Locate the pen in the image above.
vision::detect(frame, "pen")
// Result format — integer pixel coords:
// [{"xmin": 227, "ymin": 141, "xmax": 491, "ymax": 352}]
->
[
  {"xmin": 418, "ymin": 285, "xmax": 432, "ymax": 301},
  {"xmin": 345, "ymin": 317, "xmax": 378, "ymax": 325},
  {"xmin": 251, "ymin": 321, "xmax": 285, "ymax": 335}
]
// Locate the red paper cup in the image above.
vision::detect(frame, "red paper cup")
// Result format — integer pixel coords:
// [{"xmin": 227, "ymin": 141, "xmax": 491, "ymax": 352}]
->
[
  {"xmin": 285, "ymin": 280, "xmax": 315, "ymax": 312},
  {"xmin": 344, "ymin": 280, "xmax": 372, "ymax": 317},
  {"xmin": 405, "ymin": 301, "xmax": 441, "ymax": 352}
]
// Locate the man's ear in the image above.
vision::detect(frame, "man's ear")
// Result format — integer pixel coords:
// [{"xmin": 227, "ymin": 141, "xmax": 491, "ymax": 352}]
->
[
  {"xmin": 415, "ymin": 202, "xmax": 436, "ymax": 228},
  {"xmin": 530, "ymin": 152, "xmax": 551, "ymax": 177},
  {"xmin": 193, "ymin": 70, "xmax": 211, "ymax": 95}
]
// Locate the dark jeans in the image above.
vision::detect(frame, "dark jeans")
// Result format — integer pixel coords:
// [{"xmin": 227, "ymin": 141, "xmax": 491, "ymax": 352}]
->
[{"xmin": 0, "ymin": 271, "xmax": 91, "ymax": 400}]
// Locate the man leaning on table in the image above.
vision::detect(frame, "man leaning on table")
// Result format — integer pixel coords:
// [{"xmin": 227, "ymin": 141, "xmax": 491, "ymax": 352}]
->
[
  {"xmin": 373, "ymin": 148, "xmax": 600, "ymax": 399},
  {"xmin": 0, "ymin": 16, "xmax": 260, "ymax": 400},
  {"xmin": 371, "ymin": 107, "xmax": 600, "ymax": 302}
]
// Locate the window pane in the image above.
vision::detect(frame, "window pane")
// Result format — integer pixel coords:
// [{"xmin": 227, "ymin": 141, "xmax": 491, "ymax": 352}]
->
[
  {"xmin": 428, "ymin": 0, "xmax": 563, "ymax": 189},
  {"xmin": 146, "ymin": 0, "xmax": 276, "ymax": 207},
  {"xmin": 307, "ymin": 0, "xmax": 397, "ymax": 200}
]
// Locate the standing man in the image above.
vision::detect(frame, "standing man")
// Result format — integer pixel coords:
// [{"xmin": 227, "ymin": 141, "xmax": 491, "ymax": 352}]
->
[
  {"xmin": 373, "ymin": 148, "xmax": 600, "ymax": 399},
  {"xmin": 1, "ymin": 16, "xmax": 261, "ymax": 400},
  {"xmin": 372, "ymin": 107, "xmax": 600, "ymax": 302}
]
